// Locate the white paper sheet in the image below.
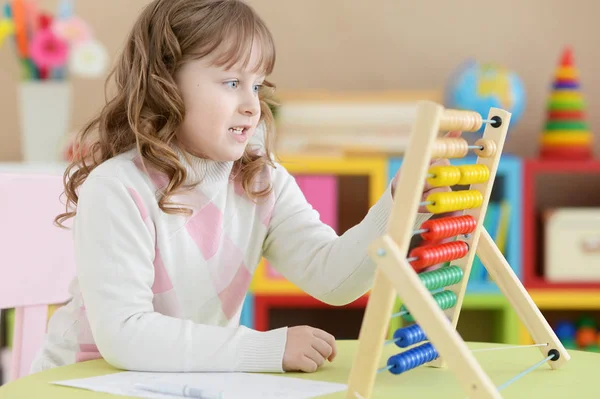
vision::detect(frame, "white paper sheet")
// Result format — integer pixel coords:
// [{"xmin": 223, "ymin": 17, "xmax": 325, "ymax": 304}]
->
[{"xmin": 51, "ymin": 371, "xmax": 347, "ymax": 399}]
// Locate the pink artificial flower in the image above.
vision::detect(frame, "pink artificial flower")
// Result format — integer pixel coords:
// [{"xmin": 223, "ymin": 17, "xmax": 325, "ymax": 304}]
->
[
  {"xmin": 29, "ymin": 28, "xmax": 69, "ymax": 69},
  {"xmin": 52, "ymin": 16, "xmax": 92, "ymax": 44}
]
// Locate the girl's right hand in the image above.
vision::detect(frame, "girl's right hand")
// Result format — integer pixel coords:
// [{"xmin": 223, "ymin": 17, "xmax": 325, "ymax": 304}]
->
[{"xmin": 282, "ymin": 325, "xmax": 337, "ymax": 372}]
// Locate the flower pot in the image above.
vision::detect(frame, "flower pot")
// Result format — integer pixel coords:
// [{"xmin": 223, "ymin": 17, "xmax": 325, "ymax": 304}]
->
[{"xmin": 17, "ymin": 81, "xmax": 72, "ymax": 162}]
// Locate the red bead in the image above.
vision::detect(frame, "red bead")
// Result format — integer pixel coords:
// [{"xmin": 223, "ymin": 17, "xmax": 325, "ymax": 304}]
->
[
  {"xmin": 409, "ymin": 241, "xmax": 469, "ymax": 271},
  {"xmin": 420, "ymin": 215, "xmax": 477, "ymax": 241}
]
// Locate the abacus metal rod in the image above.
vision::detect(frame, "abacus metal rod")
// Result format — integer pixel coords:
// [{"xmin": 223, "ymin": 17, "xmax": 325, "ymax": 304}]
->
[
  {"xmin": 377, "ymin": 364, "xmax": 393, "ymax": 373},
  {"xmin": 384, "ymin": 340, "xmax": 548, "ymax": 351},
  {"xmin": 497, "ymin": 353, "xmax": 557, "ymax": 391},
  {"xmin": 471, "ymin": 343, "xmax": 548, "ymax": 352},
  {"xmin": 412, "ymin": 227, "xmax": 472, "ymax": 239},
  {"xmin": 388, "ymin": 309, "xmax": 409, "ymax": 320}
]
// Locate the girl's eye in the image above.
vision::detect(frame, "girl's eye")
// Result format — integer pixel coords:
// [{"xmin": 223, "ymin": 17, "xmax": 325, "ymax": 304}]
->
[
  {"xmin": 253, "ymin": 84, "xmax": 262, "ymax": 93},
  {"xmin": 225, "ymin": 80, "xmax": 239, "ymax": 88}
]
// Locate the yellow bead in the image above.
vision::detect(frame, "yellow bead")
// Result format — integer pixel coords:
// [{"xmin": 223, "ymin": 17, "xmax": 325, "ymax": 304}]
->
[
  {"xmin": 426, "ymin": 190, "xmax": 483, "ymax": 214},
  {"xmin": 457, "ymin": 164, "xmax": 490, "ymax": 185},
  {"xmin": 426, "ymin": 166, "xmax": 460, "ymax": 187}
]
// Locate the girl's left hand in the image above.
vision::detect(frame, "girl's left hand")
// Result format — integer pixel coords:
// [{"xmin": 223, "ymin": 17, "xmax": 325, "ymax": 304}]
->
[{"xmin": 391, "ymin": 131, "xmax": 463, "ymax": 213}]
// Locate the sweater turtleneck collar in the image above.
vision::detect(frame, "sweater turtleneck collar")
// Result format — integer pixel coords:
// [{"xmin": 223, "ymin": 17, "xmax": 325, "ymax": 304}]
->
[{"xmin": 174, "ymin": 146, "xmax": 235, "ymax": 185}]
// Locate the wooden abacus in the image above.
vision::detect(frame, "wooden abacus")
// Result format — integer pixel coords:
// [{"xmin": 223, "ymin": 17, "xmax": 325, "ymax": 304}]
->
[{"xmin": 345, "ymin": 101, "xmax": 569, "ymax": 399}]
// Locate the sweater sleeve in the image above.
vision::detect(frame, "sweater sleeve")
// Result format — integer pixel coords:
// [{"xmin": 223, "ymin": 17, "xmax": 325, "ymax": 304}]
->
[
  {"xmin": 75, "ymin": 176, "xmax": 287, "ymax": 373},
  {"xmin": 262, "ymin": 166, "xmax": 431, "ymax": 306}
]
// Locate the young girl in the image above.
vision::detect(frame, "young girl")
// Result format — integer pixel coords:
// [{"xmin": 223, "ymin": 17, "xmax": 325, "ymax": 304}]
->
[{"xmin": 32, "ymin": 0, "xmax": 451, "ymax": 375}]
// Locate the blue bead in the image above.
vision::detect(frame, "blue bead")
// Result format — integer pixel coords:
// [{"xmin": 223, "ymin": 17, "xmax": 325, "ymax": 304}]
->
[
  {"xmin": 387, "ymin": 342, "xmax": 439, "ymax": 375},
  {"xmin": 393, "ymin": 324, "xmax": 427, "ymax": 348}
]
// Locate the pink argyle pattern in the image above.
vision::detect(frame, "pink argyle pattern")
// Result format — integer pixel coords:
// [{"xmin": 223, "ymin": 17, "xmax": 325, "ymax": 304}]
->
[
  {"xmin": 185, "ymin": 190, "xmax": 253, "ymax": 319},
  {"xmin": 133, "ymin": 156, "xmax": 275, "ymax": 320}
]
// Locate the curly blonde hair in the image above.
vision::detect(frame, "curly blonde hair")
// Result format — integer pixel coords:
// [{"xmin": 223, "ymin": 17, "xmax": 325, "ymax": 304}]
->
[{"xmin": 55, "ymin": 0, "xmax": 278, "ymax": 227}]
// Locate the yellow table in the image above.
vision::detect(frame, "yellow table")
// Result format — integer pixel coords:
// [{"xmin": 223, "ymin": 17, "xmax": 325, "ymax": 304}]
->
[{"xmin": 0, "ymin": 340, "xmax": 596, "ymax": 398}]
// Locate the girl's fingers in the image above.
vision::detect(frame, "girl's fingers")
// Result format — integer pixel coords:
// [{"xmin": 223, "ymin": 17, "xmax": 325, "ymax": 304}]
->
[
  {"xmin": 423, "ymin": 158, "xmax": 452, "ymax": 192},
  {"xmin": 444, "ymin": 130, "xmax": 462, "ymax": 138},
  {"xmin": 419, "ymin": 186, "xmax": 449, "ymax": 213}
]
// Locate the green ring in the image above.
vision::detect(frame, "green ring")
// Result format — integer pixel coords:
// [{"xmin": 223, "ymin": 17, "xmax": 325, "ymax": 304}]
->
[{"xmin": 545, "ymin": 120, "xmax": 588, "ymax": 130}]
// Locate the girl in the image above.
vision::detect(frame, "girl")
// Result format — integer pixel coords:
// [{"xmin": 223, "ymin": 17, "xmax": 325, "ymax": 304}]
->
[{"xmin": 32, "ymin": 0, "xmax": 449, "ymax": 375}]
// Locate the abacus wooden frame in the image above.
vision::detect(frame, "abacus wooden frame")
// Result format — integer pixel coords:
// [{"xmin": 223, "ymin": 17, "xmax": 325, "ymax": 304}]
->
[{"xmin": 345, "ymin": 101, "xmax": 570, "ymax": 399}]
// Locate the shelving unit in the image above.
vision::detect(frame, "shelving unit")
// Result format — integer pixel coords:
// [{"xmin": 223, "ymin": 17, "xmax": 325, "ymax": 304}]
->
[{"xmin": 519, "ymin": 158, "xmax": 600, "ymax": 351}]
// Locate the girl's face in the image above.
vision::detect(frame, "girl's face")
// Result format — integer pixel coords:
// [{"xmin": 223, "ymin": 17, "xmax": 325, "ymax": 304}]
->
[{"xmin": 174, "ymin": 43, "xmax": 265, "ymax": 162}]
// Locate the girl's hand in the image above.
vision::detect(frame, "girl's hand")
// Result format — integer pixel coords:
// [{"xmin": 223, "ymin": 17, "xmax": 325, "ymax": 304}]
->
[
  {"xmin": 282, "ymin": 326, "xmax": 337, "ymax": 372},
  {"xmin": 391, "ymin": 131, "xmax": 463, "ymax": 213}
]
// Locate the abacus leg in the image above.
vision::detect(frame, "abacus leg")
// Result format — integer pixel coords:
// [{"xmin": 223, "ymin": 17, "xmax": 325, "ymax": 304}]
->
[
  {"xmin": 370, "ymin": 235, "xmax": 501, "ymax": 399},
  {"xmin": 345, "ymin": 269, "xmax": 396, "ymax": 399},
  {"xmin": 476, "ymin": 229, "xmax": 570, "ymax": 368}
]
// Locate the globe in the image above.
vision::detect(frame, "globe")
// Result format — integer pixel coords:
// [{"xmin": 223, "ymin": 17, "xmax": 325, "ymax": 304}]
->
[{"xmin": 444, "ymin": 59, "xmax": 526, "ymax": 134}]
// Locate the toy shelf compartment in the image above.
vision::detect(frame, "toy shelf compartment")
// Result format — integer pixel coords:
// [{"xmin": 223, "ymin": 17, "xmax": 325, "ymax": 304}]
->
[
  {"xmin": 388, "ymin": 154, "xmax": 522, "ymax": 294},
  {"xmin": 522, "ymin": 159, "xmax": 600, "ymax": 290},
  {"xmin": 519, "ymin": 290, "xmax": 600, "ymax": 351},
  {"xmin": 252, "ymin": 293, "xmax": 369, "ymax": 339},
  {"xmin": 391, "ymin": 294, "xmax": 519, "ymax": 344}
]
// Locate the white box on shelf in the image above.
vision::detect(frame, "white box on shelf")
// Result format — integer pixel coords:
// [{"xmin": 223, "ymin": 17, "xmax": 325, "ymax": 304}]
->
[{"xmin": 545, "ymin": 207, "xmax": 600, "ymax": 282}]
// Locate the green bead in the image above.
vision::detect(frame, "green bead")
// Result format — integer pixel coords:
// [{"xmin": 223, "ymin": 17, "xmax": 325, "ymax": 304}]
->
[
  {"xmin": 402, "ymin": 290, "xmax": 457, "ymax": 322},
  {"xmin": 418, "ymin": 266, "xmax": 463, "ymax": 291}
]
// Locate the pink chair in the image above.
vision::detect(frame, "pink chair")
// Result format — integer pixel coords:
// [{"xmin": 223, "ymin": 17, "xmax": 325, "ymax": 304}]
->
[{"xmin": 0, "ymin": 170, "xmax": 76, "ymax": 380}]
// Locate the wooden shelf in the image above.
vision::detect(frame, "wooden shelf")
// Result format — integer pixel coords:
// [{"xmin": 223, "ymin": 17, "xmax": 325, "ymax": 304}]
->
[{"xmin": 530, "ymin": 290, "xmax": 600, "ymax": 309}]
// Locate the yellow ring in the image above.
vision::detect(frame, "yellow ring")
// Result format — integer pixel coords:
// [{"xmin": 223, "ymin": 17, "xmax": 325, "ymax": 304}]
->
[
  {"xmin": 540, "ymin": 133, "xmax": 592, "ymax": 145},
  {"xmin": 554, "ymin": 67, "xmax": 578, "ymax": 80}
]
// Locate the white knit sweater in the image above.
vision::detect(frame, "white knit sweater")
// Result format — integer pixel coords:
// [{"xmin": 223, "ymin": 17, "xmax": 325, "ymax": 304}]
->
[{"xmin": 31, "ymin": 148, "xmax": 430, "ymax": 373}]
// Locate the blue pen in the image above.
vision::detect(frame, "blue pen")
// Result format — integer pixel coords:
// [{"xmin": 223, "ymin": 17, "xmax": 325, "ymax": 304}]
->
[{"xmin": 134, "ymin": 382, "xmax": 223, "ymax": 399}]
